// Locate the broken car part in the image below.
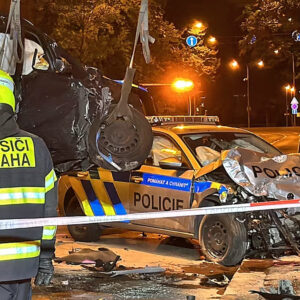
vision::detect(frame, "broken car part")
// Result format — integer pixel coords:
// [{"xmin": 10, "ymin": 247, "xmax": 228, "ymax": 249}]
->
[{"xmin": 0, "ymin": 0, "xmax": 153, "ymax": 173}]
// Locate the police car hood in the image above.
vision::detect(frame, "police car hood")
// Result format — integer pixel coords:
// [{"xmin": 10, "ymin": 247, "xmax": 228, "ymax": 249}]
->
[{"xmin": 221, "ymin": 147, "xmax": 300, "ymax": 200}]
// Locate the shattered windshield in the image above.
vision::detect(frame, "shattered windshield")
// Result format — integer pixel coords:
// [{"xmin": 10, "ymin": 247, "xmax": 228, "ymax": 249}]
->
[{"xmin": 181, "ymin": 132, "xmax": 281, "ymax": 166}]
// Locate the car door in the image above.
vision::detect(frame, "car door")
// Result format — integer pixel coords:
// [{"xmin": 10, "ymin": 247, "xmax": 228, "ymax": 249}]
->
[{"xmin": 129, "ymin": 133, "xmax": 195, "ymax": 233}]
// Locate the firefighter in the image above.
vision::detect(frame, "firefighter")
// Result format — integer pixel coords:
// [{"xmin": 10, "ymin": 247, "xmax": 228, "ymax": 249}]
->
[{"xmin": 0, "ymin": 70, "xmax": 57, "ymax": 299}]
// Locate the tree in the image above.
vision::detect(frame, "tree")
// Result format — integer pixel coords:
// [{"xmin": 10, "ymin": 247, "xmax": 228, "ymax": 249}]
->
[
  {"xmin": 240, "ymin": 0, "xmax": 300, "ymax": 79},
  {"xmin": 1, "ymin": 1, "xmax": 220, "ymax": 82},
  {"xmin": 24, "ymin": 0, "xmax": 219, "ymax": 83}
]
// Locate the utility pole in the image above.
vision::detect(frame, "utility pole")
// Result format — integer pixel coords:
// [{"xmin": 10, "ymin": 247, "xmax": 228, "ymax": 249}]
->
[
  {"xmin": 246, "ymin": 64, "xmax": 251, "ymax": 128},
  {"xmin": 292, "ymin": 53, "xmax": 296, "ymax": 88},
  {"xmin": 285, "ymin": 87, "xmax": 289, "ymax": 127}
]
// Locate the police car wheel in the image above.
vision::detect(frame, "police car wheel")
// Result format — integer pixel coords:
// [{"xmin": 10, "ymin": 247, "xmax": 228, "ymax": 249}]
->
[
  {"xmin": 65, "ymin": 195, "xmax": 102, "ymax": 242},
  {"xmin": 199, "ymin": 214, "xmax": 247, "ymax": 266}
]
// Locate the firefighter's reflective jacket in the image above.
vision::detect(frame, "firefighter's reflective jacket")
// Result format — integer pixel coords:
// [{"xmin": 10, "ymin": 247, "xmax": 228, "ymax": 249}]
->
[{"xmin": 0, "ymin": 113, "xmax": 57, "ymax": 282}]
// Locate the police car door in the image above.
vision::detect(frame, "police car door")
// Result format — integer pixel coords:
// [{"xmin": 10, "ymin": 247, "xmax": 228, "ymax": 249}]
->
[{"xmin": 129, "ymin": 134, "xmax": 194, "ymax": 232}]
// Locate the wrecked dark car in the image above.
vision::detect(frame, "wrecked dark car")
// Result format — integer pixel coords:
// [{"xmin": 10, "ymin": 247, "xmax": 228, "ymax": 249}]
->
[
  {"xmin": 0, "ymin": 16, "xmax": 154, "ymax": 173},
  {"xmin": 58, "ymin": 116, "xmax": 300, "ymax": 266}
]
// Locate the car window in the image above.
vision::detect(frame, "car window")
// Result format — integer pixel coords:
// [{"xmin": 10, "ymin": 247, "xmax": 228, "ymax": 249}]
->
[
  {"xmin": 0, "ymin": 33, "xmax": 49, "ymax": 75},
  {"xmin": 181, "ymin": 132, "xmax": 282, "ymax": 166},
  {"xmin": 146, "ymin": 135, "xmax": 192, "ymax": 168},
  {"xmin": 150, "ymin": 135, "xmax": 181, "ymax": 166}
]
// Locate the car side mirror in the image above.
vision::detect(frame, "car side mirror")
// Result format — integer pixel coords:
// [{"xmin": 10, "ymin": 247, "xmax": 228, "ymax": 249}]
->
[
  {"xmin": 159, "ymin": 157, "xmax": 186, "ymax": 169},
  {"xmin": 54, "ymin": 57, "xmax": 72, "ymax": 74}
]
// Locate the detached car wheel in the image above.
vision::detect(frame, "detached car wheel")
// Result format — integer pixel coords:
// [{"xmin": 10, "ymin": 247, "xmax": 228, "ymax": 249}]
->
[
  {"xmin": 65, "ymin": 195, "xmax": 102, "ymax": 242},
  {"xmin": 199, "ymin": 214, "xmax": 247, "ymax": 266},
  {"xmin": 88, "ymin": 105, "xmax": 153, "ymax": 171}
]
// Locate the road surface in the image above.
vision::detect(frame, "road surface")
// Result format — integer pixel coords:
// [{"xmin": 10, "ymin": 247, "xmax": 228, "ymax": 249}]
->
[
  {"xmin": 248, "ymin": 126, "xmax": 299, "ymax": 154},
  {"xmin": 33, "ymin": 227, "xmax": 300, "ymax": 300}
]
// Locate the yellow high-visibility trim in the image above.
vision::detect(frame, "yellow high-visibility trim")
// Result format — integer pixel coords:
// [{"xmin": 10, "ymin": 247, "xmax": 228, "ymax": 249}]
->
[
  {"xmin": 211, "ymin": 182, "xmax": 222, "ymax": 190},
  {"xmin": 91, "ymin": 180, "xmax": 116, "ymax": 216},
  {"xmin": 45, "ymin": 169, "xmax": 57, "ymax": 193},
  {"xmin": 42, "ymin": 226, "xmax": 57, "ymax": 240},
  {"xmin": 0, "ymin": 240, "xmax": 40, "ymax": 261},
  {"xmin": 81, "ymin": 199, "xmax": 94, "ymax": 216},
  {"xmin": 0, "ymin": 70, "xmax": 15, "ymax": 112},
  {"xmin": 0, "ymin": 187, "xmax": 44, "ymax": 194},
  {"xmin": 0, "ymin": 137, "xmax": 35, "ymax": 168},
  {"xmin": 0, "ymin": 187, "xmax": 45, "ymax": 205},
  {"xmin": 0, "ymin": 198, "xmax": 44, "ymax": 205},
  {"xmin": 68, "ymin": 177, "xmax": 94, "ymax": 216}
]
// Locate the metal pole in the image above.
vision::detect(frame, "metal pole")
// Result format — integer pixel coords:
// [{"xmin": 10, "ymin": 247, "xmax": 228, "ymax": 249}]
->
[
  {"xmin": 188, "ymin": 95, "xmax": 192, "ymax": 116},
  {"xmin": 292, "ymin": 53, "xmax": 296, "ymax": 88},
  {"xmin": 246, "ymin": 65, "xmax": 251, "ymax": 128},
  {"xmin": 285, "ymin": 89, "xmax": 289, "ymax": 127},
  {"xmin": 292, "ymin": 53, "xmax": 297, "ymax": 127}
]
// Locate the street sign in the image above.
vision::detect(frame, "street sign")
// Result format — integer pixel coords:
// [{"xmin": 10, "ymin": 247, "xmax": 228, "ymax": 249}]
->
[
  {"xmin": 291, "ymin": 97, "xmax": 298, "ymax": 115},
  {"xmin": 292, "ymin": 31, "xmax": 300, "ymax": 42},
  {"xmin": 186, "ymin": 35, "xmax": 198, "ymax": 47}
]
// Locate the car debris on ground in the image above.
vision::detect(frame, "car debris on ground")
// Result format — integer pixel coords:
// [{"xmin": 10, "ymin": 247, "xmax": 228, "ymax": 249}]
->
[{"xmin": 250, "ymin": 280, "xmax": 300, "ymax": 300}]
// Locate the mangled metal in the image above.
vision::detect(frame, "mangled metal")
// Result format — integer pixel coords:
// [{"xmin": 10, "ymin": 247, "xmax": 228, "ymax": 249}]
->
[
  {"xmin": 193, "ymin": 144, "xmax": 300, "ymax": 260},
  {"xmin": 223, "ymin": 147, "xmax": 300, "ymax": 200},
  {"xmin": 0, "ymin": 3, "xmax": 154, "ymax": 173}
]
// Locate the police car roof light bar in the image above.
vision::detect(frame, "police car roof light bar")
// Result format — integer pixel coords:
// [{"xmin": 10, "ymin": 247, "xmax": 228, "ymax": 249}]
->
[{"xmin": 146, "ymin": 115, "xmax": 220, "ymax": 126}]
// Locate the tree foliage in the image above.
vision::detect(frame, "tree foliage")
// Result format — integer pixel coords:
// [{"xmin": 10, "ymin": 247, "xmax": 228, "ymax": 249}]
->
[
  {"xmin": 5, "ymin": 0, "xmax": 219, "ymax": 83},
  {"xmin": 240, "ymin": 0, "xmax": 300, "ymax": 77}
]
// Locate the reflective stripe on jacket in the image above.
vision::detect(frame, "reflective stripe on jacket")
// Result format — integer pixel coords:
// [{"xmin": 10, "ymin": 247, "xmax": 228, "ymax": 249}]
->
[{"xmin": 0, "ymin": 128, "xmax": 58, "ymax": 282}]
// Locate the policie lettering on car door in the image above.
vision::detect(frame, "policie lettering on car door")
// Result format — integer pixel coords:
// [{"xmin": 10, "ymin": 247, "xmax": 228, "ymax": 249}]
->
[{"xmin": 129, "ymin": 134, "xmax": 194, "ymax": 232}]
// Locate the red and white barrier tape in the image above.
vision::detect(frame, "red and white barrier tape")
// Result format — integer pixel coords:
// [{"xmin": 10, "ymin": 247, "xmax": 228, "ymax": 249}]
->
[{"xmin": 0, "ymin": 199, "xmax": 299, "ymax": 230}]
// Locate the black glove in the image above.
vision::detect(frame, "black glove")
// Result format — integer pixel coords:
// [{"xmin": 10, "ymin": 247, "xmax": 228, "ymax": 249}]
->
[{"xmin": 34, "ymin": 258, "xmax": 54, "ymax": 286}]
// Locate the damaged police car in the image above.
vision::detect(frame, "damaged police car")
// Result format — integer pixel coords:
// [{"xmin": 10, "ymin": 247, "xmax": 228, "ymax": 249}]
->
[{"xmin": 59, "ymin": 116, "xmax": 300, "ymax": 266}]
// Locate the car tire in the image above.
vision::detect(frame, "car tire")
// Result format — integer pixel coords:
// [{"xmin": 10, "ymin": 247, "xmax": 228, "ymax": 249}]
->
[
  {"xmin": 88, "ymin": 105, "xmax": 153, "ymax": 171},
  {"xmin": 199, "ymin": 214, "xmax": 248, "ymax": 266},
  {"xmin": 65, "ymin": 195, "xmax": 102, "ymax": 242}
]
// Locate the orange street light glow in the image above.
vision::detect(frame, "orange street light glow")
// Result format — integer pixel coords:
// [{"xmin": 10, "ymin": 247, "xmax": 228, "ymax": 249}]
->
[
  {"xmin": 172, "ymin": 79, "xmax": 194, "ymax": 92},
  {"xmin": 208, "ymin": 36, "xmax": 217, "ymax": 44},
  {"xmin": 230, "ymin": 59, "xmax": 239, "ymax": 69},
  {"xmin": 290, "ymin": 86, "xmax": 295, "ymax": 93},
  {"xmin": 195, "ymin": 22, "xmax": 203, "ymax": 29},
  {"xmin": 274, "ymin": 49, "xmax": 279, "ymax": 54},
  {"xmin": 285, "ymin": 84, "xmax": 291, "ymax": 90},
  {"xmin": 257, "ymin": 60, "xmax": 264, "ymax": 68}
]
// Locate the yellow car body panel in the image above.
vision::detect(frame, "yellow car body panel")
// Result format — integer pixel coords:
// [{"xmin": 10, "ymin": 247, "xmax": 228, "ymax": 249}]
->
[{"xmin": 58, "ymin": 123, "xmax": 251, "ymax": 236}]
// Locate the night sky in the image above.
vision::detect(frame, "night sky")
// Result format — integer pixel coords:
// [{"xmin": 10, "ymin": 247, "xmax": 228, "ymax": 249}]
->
[{"xmin": 164, "ymin": 0, "xmax": 293, "ymax": 127}]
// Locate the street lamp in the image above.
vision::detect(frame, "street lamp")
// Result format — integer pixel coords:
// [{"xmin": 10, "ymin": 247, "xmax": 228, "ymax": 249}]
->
[
  {"xmin": 172, "ymin": 79, "xmax": 195, "ymax": 115},
  {"xmin": 172, "ymin": 79, "xmax": 194, "ymax": 92},
  {"xmin": 284, "ymin": 84, "xmax": 291, "ymax": 126},
  {"xmin": 208, "ymin": 36, "xmax": 217, "ymax": 44},
  {"xmin": 230, "ymin": 59, "xmax": 264, "ymax": 128},
  {"xmin": 257, "ymin": 60, "xmax": 264, "ymax": 68},
  {"xmin": 195, "ymin": 22, "xmax": 203, "ymax": 29},
  {"xmin": 229, "ymin": 59, "xmax": 239, "ymax": 70},
  {"xmin": 290, "ymin": 86, "xmax": 295, "ymax": 96}
]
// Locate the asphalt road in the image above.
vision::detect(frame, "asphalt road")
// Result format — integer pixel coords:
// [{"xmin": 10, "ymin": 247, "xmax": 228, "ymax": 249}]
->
[
  {"xmin": 33, "ymin": 227, "xmax": 300, "ymax": 300},
  {"xmin": 248, "ymin": 126, "xmax": 300, "ymax": 154}
]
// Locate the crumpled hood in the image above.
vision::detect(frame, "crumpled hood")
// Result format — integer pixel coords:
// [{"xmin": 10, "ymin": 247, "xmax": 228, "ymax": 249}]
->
[{"xmin": 222, "ymin": 147, "xmax": 300, "ymax": 199}]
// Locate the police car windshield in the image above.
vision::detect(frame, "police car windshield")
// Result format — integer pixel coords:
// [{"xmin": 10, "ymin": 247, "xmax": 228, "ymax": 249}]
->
[{"xmin": 181, "ymin": 132, "xmax": 281, "ymax": 166}]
